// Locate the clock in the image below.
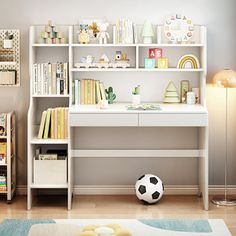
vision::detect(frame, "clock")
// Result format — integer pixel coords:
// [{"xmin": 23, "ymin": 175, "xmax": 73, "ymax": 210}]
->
[{"xmin": 164, "ymin": 14, "xmax": 194, "ymax": 44}]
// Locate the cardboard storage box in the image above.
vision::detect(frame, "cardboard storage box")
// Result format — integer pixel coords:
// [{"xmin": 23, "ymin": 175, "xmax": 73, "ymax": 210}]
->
[{"xmin": 33, "ymin": 158, "xmax": 67, "ymax": 184}]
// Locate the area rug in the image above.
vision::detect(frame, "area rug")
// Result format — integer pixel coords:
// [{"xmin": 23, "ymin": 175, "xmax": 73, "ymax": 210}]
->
[{"xmin": 0, "ymin": 219, "xmax": 232, "ymax": 236}]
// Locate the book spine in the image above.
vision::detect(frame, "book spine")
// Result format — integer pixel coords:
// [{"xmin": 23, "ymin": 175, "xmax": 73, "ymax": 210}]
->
[
  {"xmin": 60, "ymin": 108, "xmax": 65, "ymax": 139},
  {"xmin": 64, "ymin": 107, "xmax": 68, "ymax": 139},
  {"xmin": 87, "ymin": 79, "xmax": 91, "ymax": 104},
  {"xmin": 75, "ymin": 79, "xmax": 79, "ymax": 105},
  {"xmin": 52, "ymin": 63, "xmax": 56, "ymax": 94},
  {"xmin": 80, "ymin": 79, "xmax": 84, "ymax": 104},
  {"xmin": 48, "ymin": 63, "xmax": 52, "ymax": 94},
  {"xmin": 84, "ymin": 79, "xmax": 88, "ymax": 104},
  {"xmin": 51, "ymin": 108, "xmax": 54, "ymax": 139},
  {"xmin": 57, "ymin": 108, "xmax": 61, "ymax": 139},
  {"xmin": 54, "ymin": 108, "xmax": 58, "ymax": 139},
  {"xmin": 72, "ymin": 80, "xmax": 75, "ymax": 105}
]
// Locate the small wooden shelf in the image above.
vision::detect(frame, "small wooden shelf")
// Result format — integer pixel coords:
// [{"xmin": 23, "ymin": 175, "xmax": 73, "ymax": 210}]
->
[{"xmin": 30, "ymin": 138, "xmax": 68, "ymax": 144}]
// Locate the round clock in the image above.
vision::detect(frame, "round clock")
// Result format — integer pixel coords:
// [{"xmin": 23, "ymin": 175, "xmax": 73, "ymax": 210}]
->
[{"xmin": 164, "ymin": 14, "xmax": 194, "ymax": 43}]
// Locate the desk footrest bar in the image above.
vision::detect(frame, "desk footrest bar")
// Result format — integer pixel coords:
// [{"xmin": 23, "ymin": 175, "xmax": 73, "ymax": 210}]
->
[{"xmin": 71, "ymin": 149, "xmax": 200, "ymax": 158}]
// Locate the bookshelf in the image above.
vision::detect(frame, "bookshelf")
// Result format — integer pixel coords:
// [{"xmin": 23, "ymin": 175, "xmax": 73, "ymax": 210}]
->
[
  {"xmin": 0, "ymin": 112, "xmax": 16, "ymax": 203},
  {"xmin": 28, "ymin": 23, "xmax": 208, "ymax": 210}
]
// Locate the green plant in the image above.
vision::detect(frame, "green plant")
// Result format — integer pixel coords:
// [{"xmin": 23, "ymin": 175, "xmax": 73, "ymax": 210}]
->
[{"xmin": 105, "ymin": 86, "xmax": 116, "ymax": 104}]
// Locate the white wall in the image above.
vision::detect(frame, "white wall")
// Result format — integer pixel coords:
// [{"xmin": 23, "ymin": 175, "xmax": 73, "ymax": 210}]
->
[{"xmin": 0, "ymin": 0, "xmax": 235, "ymax": 186}]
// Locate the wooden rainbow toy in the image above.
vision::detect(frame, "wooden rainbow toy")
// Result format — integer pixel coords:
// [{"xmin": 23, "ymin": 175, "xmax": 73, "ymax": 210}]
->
[{"xmin": 177, "ymin": 54, "xmax": 200, "ymax": 69}]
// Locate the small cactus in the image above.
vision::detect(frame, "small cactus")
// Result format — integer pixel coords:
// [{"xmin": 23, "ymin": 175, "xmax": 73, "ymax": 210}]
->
[{"xmin": 105, "ymin": 86, "xmax": 116, "ymax": 104}]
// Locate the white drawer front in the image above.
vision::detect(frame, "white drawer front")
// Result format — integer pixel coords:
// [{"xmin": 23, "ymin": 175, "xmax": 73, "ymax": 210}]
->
[
  {"xmin": 139, "ymin": 113, "xmax": 208, "ymax": 127},
  {"xmin": 70, "ymin": 113, "xmax": 138, "ymax": 127}
]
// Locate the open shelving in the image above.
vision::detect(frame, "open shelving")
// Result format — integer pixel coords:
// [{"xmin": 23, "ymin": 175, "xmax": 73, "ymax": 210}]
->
[{"xmin": 28, "ymin": 23, "xmax": 208, "ymax": 210}]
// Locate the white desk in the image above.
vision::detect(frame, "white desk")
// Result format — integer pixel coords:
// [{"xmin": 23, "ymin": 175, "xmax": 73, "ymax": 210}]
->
[{"xmin": 68, "ymin": 103, "xmax": 208, "ymax": 210}]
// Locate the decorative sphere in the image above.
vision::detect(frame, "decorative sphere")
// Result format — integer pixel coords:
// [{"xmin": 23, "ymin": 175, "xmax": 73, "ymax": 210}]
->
[{"xmin": 135, "ymin": 174, "xmax": 164, "ymax": 204}]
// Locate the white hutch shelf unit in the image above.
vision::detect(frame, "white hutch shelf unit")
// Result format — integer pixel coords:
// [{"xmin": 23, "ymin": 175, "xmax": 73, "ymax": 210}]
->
[{"xmin": 28, "ymin": 24, "xmax": 208, "ymax": 210}]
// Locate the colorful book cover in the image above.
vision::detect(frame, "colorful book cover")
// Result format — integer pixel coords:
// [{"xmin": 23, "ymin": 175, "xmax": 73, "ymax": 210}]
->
[
  {"xmin": 37, "ymin": 110, "xmax": 47, "ymax": 139},
  {"xmin": 43, "ymin": 108, "xmax": 52, "ymax": 139},
  {"xmin": 0, "ymin": 142, "xmax": 7, "ymax": 164},
  {"xmin": 99, "ymin": 81, "xmax": 106, "ymax": 100},
  {"xmin": 57, "ymin": 107, "xmax": 61, "ymax": 139},
  {"xmin": 60, "ymin": 108, "xmax": 65, "ymax": 139},
  {"xmin": 80, "ymin": 80, "xmax": 85, "ymax": 105},
  {"xmin": 50, "ymin": 109, "xmax": 55, "ymax": 139},
  {"xmin": 54, "ymin": 108, "xmax": 58, "ymax": 139},
  {"xmin": 84, "ymin": 79, "xmax": 88, "ymax": 104},
  {"xmin": 95, "ymin": 80, "xmax": 101, "ymax": 104},
  {"xmin": 87, "ymin": 79, "xmax": 91, "ymax": 104},
  {"xmin": 51, "ymin": 63, "xmax": 57, "ymax": 94},
  {"xmin": 0, "ymin": 113, "xmax": 7, "ymax": 136},
  {"xmin": 64, "ymin": 108, "xmax": 68, "ymax": 139}
]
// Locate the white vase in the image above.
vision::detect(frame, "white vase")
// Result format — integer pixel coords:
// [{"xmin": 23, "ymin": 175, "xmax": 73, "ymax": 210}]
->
[
  {"xmin": 143, "ymin": 37, "xmax": 152, "ymax": 44},
  {"xmin": 3, "ymin": 39, "xmax": 13, "ymax": 49},
  {"xmin": 132, "ymin": 94, "xmax": 141, "ymax": 105}
]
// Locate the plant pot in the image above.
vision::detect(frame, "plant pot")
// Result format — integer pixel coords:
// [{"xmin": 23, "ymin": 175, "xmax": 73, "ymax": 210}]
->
[{"xmin": 132, "ymin": 94, "xmax": 141, "ymax": 105}]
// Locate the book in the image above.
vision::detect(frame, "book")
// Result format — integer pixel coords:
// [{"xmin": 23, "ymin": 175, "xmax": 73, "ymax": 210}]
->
[
  {"xmin": 99, "ymin": 81, "xmax": 106, "ymax": 100},
  {"xmin": 0, "ymin": 113, "xmax": 7, "ymax": 136},
  {"xmin": 38, "ymin": 110, "xmax": 47, "ymax": 139},
  {"xmin": 38, "ymin": 154, "xmax": 57, "ymax": 160},
  {"xmin": 43, "ymin": 108, "xmax": 52, "ymax": 139},
  {"xmin": 0, "ymin": 142, "xmax": 7, "ymax": 164},
  {"xmin": 50, "ymin": 109, "xmax": 55, "ymax": 139},
  {"xmin": 95, "ymin": 80, "xmax": 101, "ymax": 103}
]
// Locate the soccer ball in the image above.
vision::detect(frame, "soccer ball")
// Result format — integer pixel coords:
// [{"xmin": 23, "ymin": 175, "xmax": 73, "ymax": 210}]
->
[{"xmin": 135, "ymin": 174, "xmax": 164, "ymax": 204}]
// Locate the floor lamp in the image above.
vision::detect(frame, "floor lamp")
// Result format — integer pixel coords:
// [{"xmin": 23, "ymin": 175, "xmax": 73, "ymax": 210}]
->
[{"xmin": 212, "ymin": 69, "xmax": 236, "ymax": 206}]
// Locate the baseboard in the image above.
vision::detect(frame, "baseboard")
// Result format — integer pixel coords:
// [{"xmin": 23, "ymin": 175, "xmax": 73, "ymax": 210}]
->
[{"xmin": 16, "ymin": 185, "xmax": 236, "ymax": 195}]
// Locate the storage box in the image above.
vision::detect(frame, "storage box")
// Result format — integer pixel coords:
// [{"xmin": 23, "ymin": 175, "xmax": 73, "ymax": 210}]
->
[
  {"xmin": 33, "ymin": 158, "xmax": 67, "ymax": 184},
  {"xmin": 0, "ymin": 70, "xmax": 16, "ymax": 85}
]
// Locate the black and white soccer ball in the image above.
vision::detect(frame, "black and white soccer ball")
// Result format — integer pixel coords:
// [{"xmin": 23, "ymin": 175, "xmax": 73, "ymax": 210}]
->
[{"xmin": 135, "ymin": 174, "xmax": 164, "ymax": 204}]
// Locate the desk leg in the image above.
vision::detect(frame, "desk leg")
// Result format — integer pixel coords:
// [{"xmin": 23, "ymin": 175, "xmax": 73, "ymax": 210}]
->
[
  {"xmin": 199, "ymin": 127, "xmax": 209, "ymax": 210},
  {"xmin": 68, "ymin": 127, "xmax": 73, "ymax": 210}
]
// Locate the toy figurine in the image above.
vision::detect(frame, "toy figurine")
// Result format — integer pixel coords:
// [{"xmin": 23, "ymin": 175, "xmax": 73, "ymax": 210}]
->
[
  {"xmin": 97, "ymin": 23, "xmax": 110, "ymax": 44},
  {"xmin": 105, "ymin": 87, "xmax": 116, "ymax": 104},
  {"xmin": 79, "ymin": 24, "xmax": 90, "ymax": 44}
]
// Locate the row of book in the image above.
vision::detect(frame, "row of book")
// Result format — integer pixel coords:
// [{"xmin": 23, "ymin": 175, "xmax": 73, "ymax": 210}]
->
[
  {"xmin": 114, "ymin": 19, "xmax": 136, "ymax": 44},
  {"xmin": 0, "ymin": 113, "xmax": 7, "ymax": 136},
  {"xmin": 32, "ymin": 62, "xmax": 68, "ymax": 95},
  {"xmin": 72, "ymin": 79, "xmax": 106, "ymax": 105},
  {"xmin": 38, "ymin": 107, "xmax": 68, "ymax": 139},
  {"xmin": 0, "ymin": 175, "xmax": 6, "ymax": 192}
]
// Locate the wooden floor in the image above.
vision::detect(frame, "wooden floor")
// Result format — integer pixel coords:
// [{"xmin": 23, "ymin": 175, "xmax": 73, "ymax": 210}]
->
[{"xmin": 0, "ymin": 195, "xmax": 236, "ymax": 235}]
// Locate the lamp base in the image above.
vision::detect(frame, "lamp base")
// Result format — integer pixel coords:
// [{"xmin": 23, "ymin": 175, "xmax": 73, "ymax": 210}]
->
[{"xmin": 212, "ymin": 198, "xmax": 236, "ymax": 206}]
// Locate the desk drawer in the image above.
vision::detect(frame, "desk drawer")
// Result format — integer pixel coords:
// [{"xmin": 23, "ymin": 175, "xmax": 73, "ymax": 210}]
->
[
  {"xmin": 70, "ymin": 113, "xmax": 138, "ymax": 127},
  {"xmin": 139, "ymin": 113, "xmax": 208, "ymax": 127}
]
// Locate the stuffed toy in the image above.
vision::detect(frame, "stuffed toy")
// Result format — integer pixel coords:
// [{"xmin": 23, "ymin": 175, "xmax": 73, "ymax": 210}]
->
[
  {"xmin": 97, "ymin": 23, "xmax": 110, "ymax": 44},
  {"xmin": 79, "ymin": 224, "xmax": 132, "ymax": 236}
]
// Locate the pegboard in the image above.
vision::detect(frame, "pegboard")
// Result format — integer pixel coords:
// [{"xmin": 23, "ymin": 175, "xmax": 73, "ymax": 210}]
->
[{"xmin": 0, "ymin": 30, "xmax": 20, "ymax": 86}]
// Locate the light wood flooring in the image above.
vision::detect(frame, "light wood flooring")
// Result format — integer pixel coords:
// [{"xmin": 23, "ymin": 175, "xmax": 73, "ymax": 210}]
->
[{"xmin": 0, "ymin": 195, "xmax": 236, "ymax": 235}]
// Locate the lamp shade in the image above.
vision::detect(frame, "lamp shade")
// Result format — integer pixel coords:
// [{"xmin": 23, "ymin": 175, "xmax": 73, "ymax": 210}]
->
[
  {"xmin": 142, "ymin": 20, "xmax": 154, "ymax": 37},
  {"xmin": 213, "ymin": 69, "xmax": 236, "ymax": 88}
]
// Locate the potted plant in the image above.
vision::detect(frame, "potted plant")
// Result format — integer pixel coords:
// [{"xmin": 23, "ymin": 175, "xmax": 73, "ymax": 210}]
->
[{"xmin": 3, "ymin": 32, "xmax": 13, "ymax": 49}]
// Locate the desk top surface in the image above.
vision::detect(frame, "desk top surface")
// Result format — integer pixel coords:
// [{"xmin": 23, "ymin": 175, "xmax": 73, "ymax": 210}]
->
[{"xmin": 69, "ymin": 103, "xmax": 208, "ymax": 114}]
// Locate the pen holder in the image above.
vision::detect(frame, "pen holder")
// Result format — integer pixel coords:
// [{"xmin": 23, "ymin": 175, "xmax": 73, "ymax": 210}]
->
[{"xmin": 132, "ymin": 94, "xmax": 141, "ymax": 105}]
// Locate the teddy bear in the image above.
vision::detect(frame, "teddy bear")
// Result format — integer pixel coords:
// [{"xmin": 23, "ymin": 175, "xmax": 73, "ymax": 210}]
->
[
  {"xmin": 79, "ymin": 224, "xmax": 132, "ymax": 236},
  {"xmin": 97, "ymin": 23, "xmax": 110, "ymax": 44}
]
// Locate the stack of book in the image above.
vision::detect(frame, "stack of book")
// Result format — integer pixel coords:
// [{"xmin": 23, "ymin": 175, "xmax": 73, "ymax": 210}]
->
[
  {"xmin": 38, "ymin": 107, "xmax": 68, "ymax": 139},
  {"xmin": 114, "ymin": 19, "xmax": 135, "ymax": 44},
  {"xmin": 32, "ymin": 62, "xmax": 68, "ymax": 95},
  {"xmin": 0, "ymin": 175, "xmax": 6, "ymax": 192},
  {"xmin": 73, "ymin": 79, "xmax": 106, "ymax": 105}
]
